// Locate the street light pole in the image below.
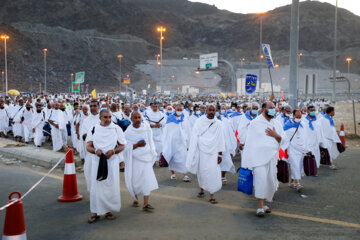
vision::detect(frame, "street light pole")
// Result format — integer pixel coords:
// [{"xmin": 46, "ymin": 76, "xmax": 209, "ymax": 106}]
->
[
  {"xmin": 240, "ymin": 58, "xmax": 245, "ymax": 95},
  {"xmin": 346, "ymin": 57, "xmax": 352, "ymax": 74},
  {"xmin": 118, "ymin": 54, "xmax": 123, "ymax": 94},
  {"xmin": 289, "ymin": 0, "xmax": 300, "ymax": 109},
  {"xmin": 1, "ymin": 34, "xmax": 9, "ymax": 96},
  {"xmin": 43, "ymin": 48, "xmax": 48, "ymax": 93},
  {"xmin": 70, "ymin": 73, "xmax": 74, "ymax": 93},
  {"xmin": 259, "ymin": 14, "xmax": 263, "ymax": 93},
  {"xmin": 332, "ymin": 0, "xmax": 338, "ymax": 103},
  {"xmin": 1, "ymin": 71, "xmax": 4, "ymax": 94},
  {"xmin": 157, "ymin": 27, "xmax": 166, "ymax": 92}
]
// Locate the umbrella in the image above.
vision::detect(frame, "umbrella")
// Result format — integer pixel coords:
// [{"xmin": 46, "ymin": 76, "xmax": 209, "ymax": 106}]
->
[{"xmin": 8, "ymin": 89, "xmax": 20, "ymax": 95}]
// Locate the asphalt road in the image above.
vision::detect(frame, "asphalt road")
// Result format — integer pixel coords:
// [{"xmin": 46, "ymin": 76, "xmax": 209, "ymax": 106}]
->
[{"xmin": 0, "ymin": 149, "xmax": 360, "ymax": 240}]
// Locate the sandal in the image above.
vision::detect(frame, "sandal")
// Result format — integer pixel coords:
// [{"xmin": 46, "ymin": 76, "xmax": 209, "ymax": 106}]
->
[
  {"xmin": 209, "ymin": 198, "xmax": 218, "ymax": 204},
  {"xmin": 197, "ymin": 192, "xmax": 205, "ymax": 198},
  {"xmin": 170, "ymin": 174, "xmax": 177, "ymax": 180},
  {"xmin": 132, "ymin": 201, "xmax": 139, "ymax": 207},
  {"xmin": 183, "ymin": 175, "xmax": 191, "ymax": 182},
  {"xmin": 222, "ymin": 177, "xmax": 227, "ymax": 185},
  {"xmin": 88, "ymin": 215, "xmax": 100, "ymax": 223},
  {"xmin": 263, "ymin": 205, "xmax": 271, "ymax": 213},
  {"xmin": 256, "ymin": 208, "xmax": 265, "ymax": 217},
  {"xmin": 143, "ymin": 204, "xmax": 154, "ymax": 212},
  {"xmin": 105, "ymin": 212, "xmax": 116, "ymax": 220}
]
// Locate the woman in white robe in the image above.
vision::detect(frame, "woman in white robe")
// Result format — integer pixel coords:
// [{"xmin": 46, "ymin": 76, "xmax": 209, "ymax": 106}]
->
[
  {"xmin": 216, "ymin": 108, "xmax": 237, "ymax": 184},
  {"xmin": 318, "ymin": 107, "xmax": 341, "ymax": 169},
  {"xmin": 283, "ymin": 110, "xmax": 311, "ymax": 192},
  {"xmin": 124, "ymin": 112, "xmax": 158, "ymax": 211},
  {"xmin": 86, "ymin": 109, "xmax": 126, "ymax": 223},
  {"xmin": 162, "ymin": 105, "xmax": 191, "ymax": 182}
]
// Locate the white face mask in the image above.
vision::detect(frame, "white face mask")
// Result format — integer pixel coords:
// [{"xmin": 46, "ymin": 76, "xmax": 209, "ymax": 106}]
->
[
  {"xmin": 232, "ymin": 107, "xmax": 236, "ymax": 111},
  {"xmin": 195, "ymin": 111, "xmax": 201, "ymax": 115},
  {"xmin": 176, "ymin": 111, "xmax": 182, "ymax": 116},
  {"xmin": 285, "ymin": 113, "xmax": 291, "ymax": 117},
  {"xmin": 294, "ymin": 118, "xmax": 301, "ymax": 123}
]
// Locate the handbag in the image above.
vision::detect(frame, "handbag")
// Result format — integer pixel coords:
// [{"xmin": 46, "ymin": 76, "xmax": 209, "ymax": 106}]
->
[
  {"xmin": 336, "ymin": 142, "xmax": 345, "ymax": 153},
  {"xmin": 320, "ymin": 147, "xmax": 331, "ymax": 165},
  {"xmin": 277, "ymin": 160, "xmax": 289, "ymax": 183},
  {"xmin": 159, "ymin": 153, "xmax": 169, "ymax": 167},
  {"xmin": 303, "ymin": 155, "xmax": 317, "ymax": 176},
  {"xmin": 97, "ymin": 153, "xmax": 108, "ymax": 181},
  {"xmin": 66, "ymin": 123, "xmax": 71, "ymax": 136},
  {"xmin": 237, "ymin": 167, "xmax": 253, "ymax": 195}
]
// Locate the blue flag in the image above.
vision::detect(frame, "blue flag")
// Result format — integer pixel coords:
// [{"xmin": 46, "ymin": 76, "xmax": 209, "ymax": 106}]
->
[
  {"xmin": 245, "ymin": 74, "xmax": 258, "ymax": 95},
  {"xmin": 262, "ymin": 44, "xmax": 274, "ymax": 68}
]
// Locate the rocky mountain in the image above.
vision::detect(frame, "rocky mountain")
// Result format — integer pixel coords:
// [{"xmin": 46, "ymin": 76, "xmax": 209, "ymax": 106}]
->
[{"xmin": 0, "ymin": 0, "xmax": 359, "ymax": 92}]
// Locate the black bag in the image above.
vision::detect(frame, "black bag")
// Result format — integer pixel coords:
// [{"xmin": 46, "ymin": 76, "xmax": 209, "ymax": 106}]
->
[
  {"xmin": 8, "ymin": 118, "xmax": 13, "ymax": 127},
  {"xmin": 117, "ymin": 119, "xmax": 131, "ymax": 132},
  {"xmin": 320, "ymin": 147, "xmax": 331, "ymax": 165},
  {"xmin": 159, "ymin": 153, "xmax": 169, "ymax": 167},
  {"xmin": 337, "ymin": 142, "xmax": 345, "ymax": 153},
  {"xmin": 277, "ymin": 160, "xmax": 289, "ymax": 183},
  {"xmin": 43, "ymin": 122, "xmax": 51, "ymax": 136},
  {"xmin": 97, "ymin": 153, "xmax": 108, "ymax": 181},
  {"xmin": 303, "ymin": 155, "xmax": 317, "ymax": 176},
  {"xmin": 66, "ymin": 123, "xmax": 71, "ymax": 136}
]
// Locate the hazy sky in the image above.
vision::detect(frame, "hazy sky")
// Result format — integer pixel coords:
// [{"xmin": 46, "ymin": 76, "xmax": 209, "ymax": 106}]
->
[{"xmin": 189, "ymin": 0, "xmax": 359, "ymax": 16}]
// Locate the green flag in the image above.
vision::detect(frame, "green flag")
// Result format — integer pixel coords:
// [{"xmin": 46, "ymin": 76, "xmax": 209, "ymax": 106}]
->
[
  {"xmin": 72, "ymin": 82, "xmax": 80, "ymax": 93},
  {"xmin": 75, "ymin": 72, "xmax": 85, "ymax": 83}
]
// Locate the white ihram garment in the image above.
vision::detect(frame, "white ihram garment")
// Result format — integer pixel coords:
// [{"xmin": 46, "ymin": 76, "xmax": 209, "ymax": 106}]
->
[
  {"xmin": 242, "ymin": 114, "xmax": 285, "ymax": 201},
  {"xmin": 124, "ymin": 123, "xmax": 158, "ymax": 200},
  {"xmin": 87, "ymin": 123, "xmax": 126, "ymax": 215},
  {"xmin": 187, "ymin": 116, "xmax": 225, "ymax": 194}
]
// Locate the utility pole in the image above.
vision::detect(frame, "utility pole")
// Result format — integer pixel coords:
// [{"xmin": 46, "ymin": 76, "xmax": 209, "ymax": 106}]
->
[
  {"xmin": 289, "ymin": 0, "xmax": 300, "ymax": 109},
  {"xmin": 332, "ymin": 0, "xmax": 338, "ymax": 103}
]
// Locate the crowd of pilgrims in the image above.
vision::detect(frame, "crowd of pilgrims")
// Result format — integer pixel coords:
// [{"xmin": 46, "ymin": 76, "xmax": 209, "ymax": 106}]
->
[{"xmin": 0, "ymin": 93, "xmax": 343, "ymax": 220}]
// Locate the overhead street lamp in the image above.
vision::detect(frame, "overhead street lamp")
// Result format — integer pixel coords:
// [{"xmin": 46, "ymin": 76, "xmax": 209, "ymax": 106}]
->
[
  {"xmin": 43, "ymin": 48, "xmax": 48, "ymax": 93},
  {"xmin": 346, "ymin": 57, "xmax": 352, "ymax": 74},
  {"xmin": 157, "ymin": 26, "xmax": 166, "ymax": 90},
  {"xmin": 1, "ymin": 34, "xmax": 9, "ymax": 96}
]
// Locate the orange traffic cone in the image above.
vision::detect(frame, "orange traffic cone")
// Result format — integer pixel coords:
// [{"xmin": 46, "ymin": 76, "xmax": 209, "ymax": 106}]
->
[
  {"xmin": 58, "ymin": 147, "xmax": 82, "ymax": 202},
  {"xmin": 2, "ymin": 192, "xmax": 27, "ymax": 240},
  {"xmin": 339, "ymin": 123, "xmax": 346, "ymax": 147}
]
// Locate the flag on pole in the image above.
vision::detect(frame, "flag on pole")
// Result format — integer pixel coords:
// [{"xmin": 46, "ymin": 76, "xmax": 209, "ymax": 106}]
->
[
  {"xmin": 245, "ymin": 74, "xmax": 258, "ymax": 95},
  {"xmin": 261, "ymin": 44, "xmax": 275, "ymax": 68},
  {"xmin": 281, "ymin": 91, "xmax": 284, "ymax": 100},
  {"xmin": 91, "ymin": 89, "xmax": 96, "ymax": 98},
  {"xmin": 72, "ymin": 82, "xmax": 80, "ymax": 93},
  {"xmin": 75, "ymin": 72, "xmax": 85, "ymax": 83}
]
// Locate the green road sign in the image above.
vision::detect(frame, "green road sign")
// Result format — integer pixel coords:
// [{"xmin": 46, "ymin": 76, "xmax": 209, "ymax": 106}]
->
[{"xmin": 205, "ymin": 63, "xmax": 212, "ymax": 69}]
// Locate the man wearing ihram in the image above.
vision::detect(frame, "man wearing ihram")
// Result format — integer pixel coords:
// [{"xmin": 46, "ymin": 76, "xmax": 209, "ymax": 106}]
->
[{"xmin": 241, "ymin": 101, "xmax": 285, "ymax": 217}]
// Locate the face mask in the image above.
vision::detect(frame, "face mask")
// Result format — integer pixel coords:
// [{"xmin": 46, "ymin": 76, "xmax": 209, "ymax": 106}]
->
[
  {"xmin": 215, "ymin": 112, "xmax": 220, "ymax": 117},
  {"xmin": 160, "ymin": 107, "xmax": 164, "ymax": 111},
  {"xmin": 196, "ymin": 111, "xmax": 201, "ymax": 115},
  {"xmin": 267, "ymin": 108, "xmax": 276, "ymax": 118},
  {"xmin": 232, "ymin": 107, "xmax": 235, "ymax": 111},
  {"xmin": 191, "ymin": 107, "xmax": 194, "ymax": 111},
  {"xmin": 167, "ymin": 110, "xmax": 173, "ymax": 114},
  {"xmin": 294, "ymin": 118, "xmax": 301, "ymax": 123},
  {"xmin": 240, "ymin": 109, "xmax": 244, "ymax": 113},
  {"xmin": 176, "ymin": 111, "xmax": 182, "ymax": 116},
  {"xmin": 220, "ymin": 109, "xmax": 225, "ymax": 115},
  {"xmin": 251, "ymin": 110, "xmax": 258, "ymax": 115},
  {"xmin": 309, "ymin": 111, "xmax": 316, "ymax": 117},
  {"xmin": 285, "ymin": 113, "xmax": 291, "ymax": 117}
]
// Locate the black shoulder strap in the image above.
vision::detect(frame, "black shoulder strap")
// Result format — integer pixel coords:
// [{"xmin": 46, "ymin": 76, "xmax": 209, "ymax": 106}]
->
[
  {"xmin": 290, "ymin": 126, "xmax": 300, "ymax": 142},
  {"xmin": 91, "ymin": 126, "xmax": 96, "ymax": 135}
]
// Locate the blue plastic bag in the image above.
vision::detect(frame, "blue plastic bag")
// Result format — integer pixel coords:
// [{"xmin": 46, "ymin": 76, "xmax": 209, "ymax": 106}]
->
[{"xmin": 237, "ymin": 167, "xmax": 253, "ymax": 195}]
